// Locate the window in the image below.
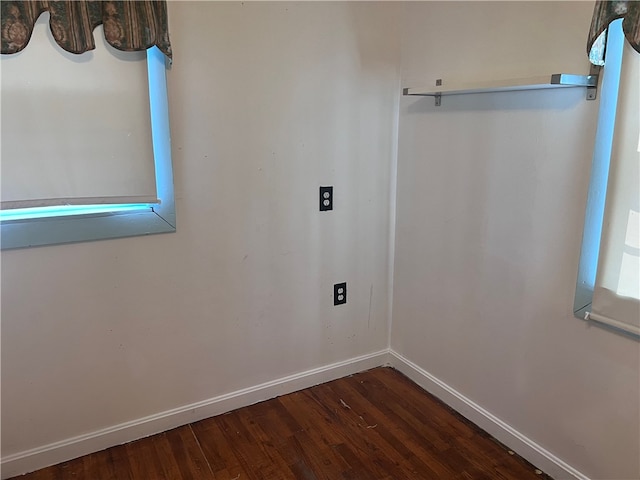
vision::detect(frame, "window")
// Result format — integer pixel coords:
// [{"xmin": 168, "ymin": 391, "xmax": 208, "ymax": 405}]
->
[
  {"xmin": 574, "ymin": 19, "xmax": 639, "ymax": 338},
  {"xmin": 0, "ymin": 15, "xmax": 175, "ymax": 250}
]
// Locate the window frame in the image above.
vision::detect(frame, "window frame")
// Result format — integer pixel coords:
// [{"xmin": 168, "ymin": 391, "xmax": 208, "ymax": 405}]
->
[
  {"xmin": 573, "ymin": 20, "xmax": 638, "ymax": 339},
  {"xmin": 0, "ymin": 47, "xmax": 175, "ymax": 250}
]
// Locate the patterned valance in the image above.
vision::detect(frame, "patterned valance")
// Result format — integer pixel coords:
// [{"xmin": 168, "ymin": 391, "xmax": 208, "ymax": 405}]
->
[
  {"xmin": 587, "ymin": 0, "xmax": 639, "ymax": 65},
  {"xmin": 1, "ymin": 1, "xmax": 171, "ymax": 58}
]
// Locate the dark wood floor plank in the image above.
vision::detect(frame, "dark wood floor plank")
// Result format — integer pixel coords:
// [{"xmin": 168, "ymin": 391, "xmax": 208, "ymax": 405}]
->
[
  {"xmin": 276, "ymin": 392, "xmax": 361, "ymax": 480},
  {"xmin": 234, "ymin": 405, "xmax": 298, "ymax": 479},
  {"xmin": 216, "ymin": 410, "xmax": 294, "ymax": 480},
  {"xmin": 311, "ymin": 379, "xmax": 451, "ymax": 479},
  {"xmin": 290, "ymin": 430, "xmax": 344, "ymax": 480},
  {"xmin": 354, "ymin": 368, "xmax": 547, "ymax": 479},
  {"xmin": 162, "ymin": 425, "xmax": 216, "ymax": 479},
  {"xmin": 314, "ymin": 376, "xmax": 454, "ymax": 479},
  {"xmin": 364, "ymin": 370, "xmax": 477, "ymax": 441},
  {"xmin": 124, "ymin": 425, "xmax": 216, "ymax": 480},
  {"xmin": 250, "ymin": 397, "xmax": 303, "ymax": 440},
  {"xmin": 81, "ymin": 448, "xmax": 127, "ymax": 480},
  {"xmin": 352, "ymin": 371, "xmax": 493, "ymax": 468},
  {"xmin": 105, "ymin": 444, "xmax": 136, "ymax": 480},
  {"xmin": 9, "ymin": 368, "xmax": 552, "ymax": 480},
  {"xmin": 190, "ymin": 415, "xmax": 254, "ymax": 480},
  {"xmin": 333, "ymin": 373, "xmax": 471, "ymax": 478},
  {"xmin": 122, "ymin": 436, "xmax": 162, "ymax": 479},
  {"xmin": 351, "ymin": 370, "xmax": 466, "ymax": 449},
  {"xmin": 237, "ymin": 397, "xmax": 315, "ymax": 475}
]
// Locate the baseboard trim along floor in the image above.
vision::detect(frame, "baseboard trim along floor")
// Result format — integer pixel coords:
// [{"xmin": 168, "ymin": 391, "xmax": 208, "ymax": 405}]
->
[
  {"xmin": 2, "ymin": 348, "xmax": 589, "ymax": 480},
  {"xmin": 1, "ymin": 349, "xmax": 391, "ymax": 479},
  {"xmin": 387, "ymin": 350, "xmax": 590, "ymax": 480}
]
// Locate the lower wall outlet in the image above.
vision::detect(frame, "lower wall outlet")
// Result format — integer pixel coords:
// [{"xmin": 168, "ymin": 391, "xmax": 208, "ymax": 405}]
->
[{"xmin": 334, "ymin": 282, "xmax": 347, "ymax": 305}]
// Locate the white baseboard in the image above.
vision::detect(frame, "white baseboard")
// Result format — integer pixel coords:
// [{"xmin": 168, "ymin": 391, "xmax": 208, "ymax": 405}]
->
[
  {"xmin": 2, "ymin": 348, "xmax": 588, "ymax": 480},
  {"xmin": 388, "ymin": 350, "xmax": 589, "ymax": 480},
  {"xmin": 1, "ymin": 349, "xmax": 391, "ymax": 479}
]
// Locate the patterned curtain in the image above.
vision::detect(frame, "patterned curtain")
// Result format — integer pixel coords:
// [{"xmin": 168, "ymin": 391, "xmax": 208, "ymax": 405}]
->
[
  {"xmin": 587, "ymin": 0, "xmax": 639, "ymax": 65},
  {"xmin": 1, "ymin": 0, "xmax": 171, "ymax": 58}
]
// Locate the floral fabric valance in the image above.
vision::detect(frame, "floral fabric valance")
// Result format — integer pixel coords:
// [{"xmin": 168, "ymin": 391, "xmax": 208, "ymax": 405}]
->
[
  {"xmin": 587, "ymin": 0, "xmax": 639, "ymax": 65},
  {"xmin": 1, "ymin": 0, "xmax": 171, "ymax": 58}
]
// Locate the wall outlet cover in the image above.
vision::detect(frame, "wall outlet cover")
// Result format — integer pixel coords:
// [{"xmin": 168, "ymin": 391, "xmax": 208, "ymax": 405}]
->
[
  {"xmin": 320, "ymin": 186, "xmax": 333, "ymax": 211},
  {"xmin": 334, "ymin": 282, "xmax": 347, "ymax": 305}
]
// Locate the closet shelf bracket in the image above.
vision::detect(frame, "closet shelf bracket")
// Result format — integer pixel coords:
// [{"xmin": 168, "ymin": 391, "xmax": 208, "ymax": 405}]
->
[{"xmin": 403, "ymin": 73, "xmax": 599, "ymax": 106}]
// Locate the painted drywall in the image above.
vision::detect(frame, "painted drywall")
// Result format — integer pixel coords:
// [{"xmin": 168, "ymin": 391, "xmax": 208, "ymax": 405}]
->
[
  {"xmin": 392, "ymin": 2, "xmax": 640, "ymax": 479},
  {"xmin": 4, "ymin": 2, "xmax": 638, "ymax": 479},
  {"xmin": 1, "ymin": 0, "xmax": 400, "ymax": 464}
]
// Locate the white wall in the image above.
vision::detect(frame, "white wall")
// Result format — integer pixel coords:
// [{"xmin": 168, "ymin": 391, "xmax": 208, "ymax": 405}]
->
[
  {"xmin": 0, "ymin": 1, "xmax": 400, "ymax": 469},
  {"xmin": 393, "ymin": 2, "xmax": 639, "ymax": 479},
  {"xmin": 4, "ymin": 2, "xmax": 639, "ymax": 479}
]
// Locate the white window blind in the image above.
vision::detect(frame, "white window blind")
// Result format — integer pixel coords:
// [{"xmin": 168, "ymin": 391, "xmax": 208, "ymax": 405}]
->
[
  {"xmin": 588, "ymin": 40, "xmax": 640, "ymax": 336},
  {"xmin": 1, "ymin": 13, "xmax": 157, "ymax": 210}
]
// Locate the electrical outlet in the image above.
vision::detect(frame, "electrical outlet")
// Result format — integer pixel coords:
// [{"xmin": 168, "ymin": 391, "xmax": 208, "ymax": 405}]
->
[
  {"xmin": 334, "ymin": 282, "xmax": 347, "ymax": 305},
  {"xmin": 320, "ymin": 186, "xmax": 333, "ymax": 211}
]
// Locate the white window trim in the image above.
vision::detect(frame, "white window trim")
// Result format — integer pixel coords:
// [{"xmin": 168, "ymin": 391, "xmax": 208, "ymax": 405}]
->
[
  {"xmin": 0, "ymin": 47, "xmax": 175, "ymax": 250},
  {"xmin": 574, "ymin": 20, "xmax": 638, "ymax": 340}
]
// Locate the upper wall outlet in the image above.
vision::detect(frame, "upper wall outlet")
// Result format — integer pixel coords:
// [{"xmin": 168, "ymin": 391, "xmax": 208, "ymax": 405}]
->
[{"xmin": 320, "ymin": 186, "xmax": 333, "ymax": 211}]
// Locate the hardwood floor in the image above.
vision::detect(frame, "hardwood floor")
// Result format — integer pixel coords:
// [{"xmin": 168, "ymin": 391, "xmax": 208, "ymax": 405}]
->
[{"xmin": 10, "ymin": 367, "xmax": 551, "ymax": 479}]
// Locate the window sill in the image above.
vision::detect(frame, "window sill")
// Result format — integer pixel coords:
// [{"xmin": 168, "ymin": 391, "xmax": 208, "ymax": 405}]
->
[{"xmin": 1, "ymin": 206, "xmax": 175, "ymax": 249}]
